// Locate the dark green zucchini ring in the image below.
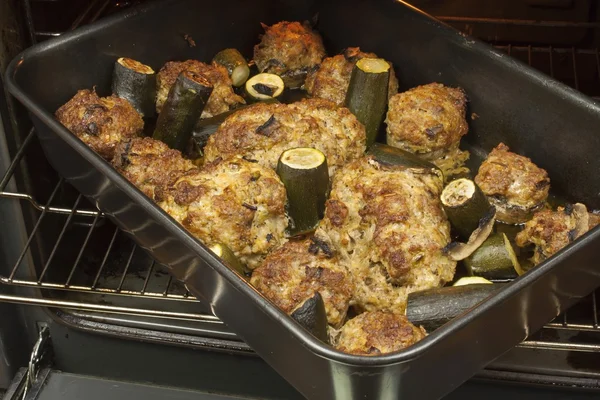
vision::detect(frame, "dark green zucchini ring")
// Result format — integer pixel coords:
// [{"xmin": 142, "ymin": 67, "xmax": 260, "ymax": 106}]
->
[
  {"xmin": 213, "ymin": 48, "xmax": 250, "ymax": 87},
  {"xmin": 245, "ymin": 73, "xmax": 285, "ymax": 101},
  {"xmin": 277, "ymin": 148, "xmax": 329, "ymax": 237},
  {"xmin": 153, "ymin": 70, "xmax": 213, "ymax": 151},
  {"xmin": 443, "ymin": 207, "xmax": 496, "ymax": 261},
  {"xmin": 441, "ymin": 178, "xmax": 492, "ymax": 240},
  {"xmin": 112, "ymin": 57, "xmax": 156, "ymax": 117},
  {"xmin": 464, "ymin": 233, "xmax": 521, "ymax": 280},
  {"xmin": 210, "ymin": 243, "xmax": 247, "ymax": 278},
  {"xmin": 368, "ymin": 142, "xmax": 443, "ymax": 179},
  {"xmin": 344, "ymin": 58, "xmax": 390, "ymax": 148},
  {"xmin": 406, "ymin": 283, "xmax": 504, "ymax": 331},
  {"xmin": 290, "ymin": 292, "xmax": 329, "ymax": 343}
]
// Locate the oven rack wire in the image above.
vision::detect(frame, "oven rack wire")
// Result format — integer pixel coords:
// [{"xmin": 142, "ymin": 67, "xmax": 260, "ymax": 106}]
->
[{"xmin": 0, "ymin": 0, "xmax": 598, "ymax": 350}]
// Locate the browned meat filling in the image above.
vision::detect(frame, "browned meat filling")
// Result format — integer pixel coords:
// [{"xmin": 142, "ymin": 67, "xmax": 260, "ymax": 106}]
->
[
  {"xmin": 305, "ymin": 47, "xmax": 399, "ymax": 105},
  {"xmin": 335, "ymin": 311, "xmax": 426, "ymax": 355},
  {"xmin": 254, "ymin": 21, "xmax": 326, "ymax": 88},
  {"xmin": 250, "ymin": 239, "xmax": 354, "ymax": 327},
  {"xmin": 112, "ymin": 137, "xmax": 197, "ymax": 202},
  {"xmin": 385, "ymin": 83, "xmax": 469, "ymax": 177},
  {"xmin": 475, "ymin": 143, "xmax": 550, "ymax": 224},
  {"xmin": 203, "ymin": 98, "xmax": 366, "ymax": 177},
  {"xmin": 314, "ymin": 156, "xmax": 455, "ymax": 313},
  {"xmin": 55, "ymin": 89, "xmax": 143, "ymax": 160},
  {"xmin": 158, "ymin": 156, "xmax": 287, "ymax": 269},
  {"xmin": 156, "ymin": 60, "xmax": 244, "ymax": 118}
]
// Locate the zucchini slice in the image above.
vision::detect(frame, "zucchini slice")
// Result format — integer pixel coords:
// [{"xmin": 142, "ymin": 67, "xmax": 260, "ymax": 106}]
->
[
  {"xmin": 210, "ymin": 243, "xmax": 247, "ymax": 278},
  {"xmin": 153, "ymin": 71, "xmax": 213, "ymax": 151},
  {"xmin": 464, "ymin": 233, "xmax": 521, "ymax": 280},
  {"xmin": 405, "ymin": 283, "xmax": 502, "ymax": 331},
  {"xmin": 368, "ymin": 142, "xmax": 443, "ymax": 179},
  {"xmin": 276, "ymin": 148, "xmax": 329, "ymax": 237},
  {"xmin": 290, "ymin": 292, "xmax": 329, "ymax": 343},
  {"xmin": 441, "ymin": 178, "xmax": 491, "ymax": 240},
  {"xmin": 443, "ymin": 208, "xmax": 496, "ymax": 261},
  {"xmin": 112, "ymin": 57, "xmax": 156, "ymax": 117},
  {"xmin": 213, "ymin": 49, "xmax": 250, "ymax": 87},
  {"xmin": 453, "ymin": 276, "xmax": 493, "ymax": 286},
  {"xmin": 344, "ymin": 58, "xmax": 390, "ymax": 148},
  {"xmin": 245, "ymin": 73, "xmax": 285, "ymax": 101}
]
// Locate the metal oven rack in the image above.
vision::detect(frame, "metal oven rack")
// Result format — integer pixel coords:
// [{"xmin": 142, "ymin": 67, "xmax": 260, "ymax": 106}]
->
[{"xmin": 0, "ymin": 0, "xmax": 599, "ymax": 358}]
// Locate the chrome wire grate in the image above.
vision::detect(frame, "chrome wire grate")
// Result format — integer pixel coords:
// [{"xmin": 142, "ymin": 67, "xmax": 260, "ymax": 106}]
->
[{"xmin": 0, "ymin": 4, "xmax": 598, "ymax": 345}]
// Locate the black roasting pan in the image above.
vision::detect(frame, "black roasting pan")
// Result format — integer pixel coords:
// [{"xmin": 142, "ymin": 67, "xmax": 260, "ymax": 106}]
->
[{"xmin": 5, "ymin": 0, "xmax": 600, "ymax": 398}]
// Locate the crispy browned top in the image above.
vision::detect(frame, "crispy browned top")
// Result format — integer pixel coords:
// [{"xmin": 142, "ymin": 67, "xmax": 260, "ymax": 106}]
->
[
  {"xmin": 250, "ymin": 239, "xmax": 354, "ymax": 327},
  {"xmin": 204, "ymin": 98, "xmax": 365, "ymax": 177},
  {"xmin": 475, "ymin": 143, "xmax": 550, "ymax": 210},
  {"xmin": 305, "ymin": 47, "xmax": 399, "ymax": 106},
  {"xmin": 385, "ymin": 83, "xmax": 468, "ymax": 154},
  {"xmin": 254, "ymin": 21, "xmax": 326, "ymax": 81},
  {"xmin": 158, "ymin": 156, "xmax": 287, "ymax": 269},
  {"xmin": 155, "ymin": 60, "xmax": 244, "ymax": 117},
  {"xmin": 336, "ymin": 311, "xmax": 426, "ymax": 355},
  {"xmin": 314, "ymin": 156, "xmax": 454, "ymax": 313},
  {"xmin": 112, "ymin": 137, "xmax": 197, "ymax": 202},
  {"xmin": 516, "ymin": 206, "xmax": 582, "ymax": 265},
  {"xmin": 55, "ymin": 89, "xmax": 143, "ymax": 160}
]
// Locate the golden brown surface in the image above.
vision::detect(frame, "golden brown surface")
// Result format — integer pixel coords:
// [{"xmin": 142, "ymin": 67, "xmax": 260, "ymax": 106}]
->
[
  {"xmin": 516, "ymin": 206, "xmax": 586, "ymax": 265},
  {"xmin": 112, "ymin": 137, "xmax": 197, "ymax": 202},
  {"xmin": 158, "ymin": 156, "xmax": 287, "ymax": 269},
  {"xmin": 204, "ymin": 98, "xmax": 366, "ymax": 177},
  {"xmin": 305, "ymin": 47, "xmax": 399, "ymax": 106},
  {"xmin": 314, "ymin": 156, "xmax": 455, "ymax": 313},
  {"xmin": 254, "ymin": 21, "xmax": 326, "ymax": 88},
  {"xmin": 475, "ymin": 143, "xmax": 550, "ymax": 224},
  {"xmin": 250, "ymin": 239, "xmax": 354, "ymax": 327},
  {"xmin": 55, "ymin": 89, "xmax": 143, "ymax": 160},
  {"xmin": 155, "ymin": 60, "xmax": 244, "ymax": 118},
  {"xmin": 336, "ymin": 311, "xmax": 426, "ymax": 355},
  {"xmin": 385, "ymin": 83, "xmax": 469, "ymax": 177}
]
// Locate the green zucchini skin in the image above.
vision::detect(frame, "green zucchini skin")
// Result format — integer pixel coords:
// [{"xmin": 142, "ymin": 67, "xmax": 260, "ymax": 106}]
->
[
  {"xmin": 276, "ymin": 148, "xmax": 329, "ymax": 237},
  {"xmin": 344, "ymin": 58, "xmax": 390, "ymax": 148},
  {"xmin": 368, "ymin": 143, "xmax": 443, "ymax": 178},
  {"xmin": 210, "ymin": 243, "xmax": 248, "ymax": 278},
  {"xmin": 464, "ymin": 233, "xmax": 519, "ymax": 281},
  {"xmin": 112, "ymin": 57, "xmax": 156, "ymax": 117},
  {"xmin": 441, "ymin": 178, "xmax": 492, "ymax": 240},
  {"xmin": 290, "ymin": 292, "xmax": 329, "ymax": 343},
  {"xmin": 406, "ymin": 284, "xmax": 505, "ymax": 331},
  {"xmin": 213, "ymin": 49, "xmax": 250, "ymax": 87},
  {"xmin": 153, "ymin": 71, "xmax": 213, "ymax": 151}
]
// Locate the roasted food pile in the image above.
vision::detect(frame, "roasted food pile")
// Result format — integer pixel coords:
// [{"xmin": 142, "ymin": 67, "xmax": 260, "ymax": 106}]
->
[{"xmin": 55, "ymin": 21, "xmax": 599, "ymax": 356}]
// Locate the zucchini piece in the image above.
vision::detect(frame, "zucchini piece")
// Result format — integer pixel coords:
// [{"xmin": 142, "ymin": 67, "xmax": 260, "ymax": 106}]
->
[
  {"xmin": 276, "ymin": 148, "xmax": 329, "ymax": 237},
  {"xmin": 290, "ymin": 292, "xmax": 329, "ymax": 343},
  {"xmin": 441, "ymin": 178, "xmax": 492, "ymax": 240},
  {"xmin": 368, "ymin": 142, "xmax": 443, "ymax": 179},
  {"xmin": 443, "ymin": 208, "xmax": 496, "ymax": 261},
  {"xmin": 406, "ymin": 283, "xmax": 503, "ymax": 331},
  {"xmin": 453, "ymin": 276, "xmax": 493, "ymax": 286},
  {"xmin": 213, "ymin": 49, "xmax": 250, "ymax": 87},
  {"xmin": 210, "ymin": 243, "xmax": 247, "ymax": 278},
  {"xmin": 464, "ymin": 233, "xmax": 520, "ymax": 280},
  {"xmin": 153, "ymin": 71, "xmax": 213, "ymax": 151},
  {"xmin": 192, "ymin": 99, "xmax": 280, "ymax": 155},
  {"xmin": 245, "ymin": 73, "xmax": 285, "ymax": 101},
  {"xmin": 112, "ymin": 57, "xmax": 156, "ymax": 117},
  {"xmin": 344, "ymin": 58, "xmax": 390, "ymax": 148}
]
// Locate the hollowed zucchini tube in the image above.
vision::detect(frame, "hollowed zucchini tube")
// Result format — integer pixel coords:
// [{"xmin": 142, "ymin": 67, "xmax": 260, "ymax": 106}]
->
[
  {"xmin": 368, "ymin": 142, "xmax": 442, "ymax": 178},
  {"xmin": 441, "ymin": 178, "xmax": 491, "ymax": 240},
  {"xmin": 213, "ymin": 49, "xmax": 250, "ymax": 87},
  {"xmin": 245, "ymin": 73, "xmax": 285, "ymax": 101},
  {"xmin": 112, "ymin": 57, "xmax": 156, "ymax": 117},
  {"xmin": 465, "ymin": 233, "xmax": 522, "ymax": 280},
  {"xmin": 153, "ymin": 70, "xmax": 213, "ymax": 151},
  {"xmin": 276, "ymin": 148, "xmax": 329, "ymax": 236},
  {"xmin": 344, "ymin": 58, "xmax": 390, "ymax": 147}
]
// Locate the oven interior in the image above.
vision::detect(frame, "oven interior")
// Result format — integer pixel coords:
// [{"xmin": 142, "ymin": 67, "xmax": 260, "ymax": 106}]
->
[{"xmin": 0, "ymin": 0, "xmax": 599, "ymax": 398}]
